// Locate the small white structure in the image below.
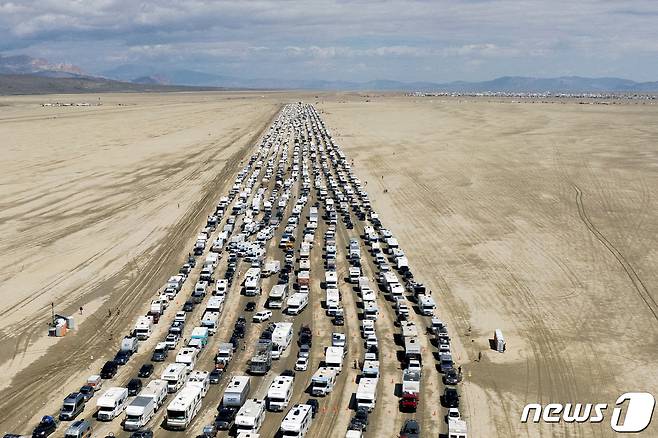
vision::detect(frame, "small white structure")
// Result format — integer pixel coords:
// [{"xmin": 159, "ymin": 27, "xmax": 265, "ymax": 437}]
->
[{"xmin": 494, "ymin": 329, "xmax": 506, "ymax": 353}]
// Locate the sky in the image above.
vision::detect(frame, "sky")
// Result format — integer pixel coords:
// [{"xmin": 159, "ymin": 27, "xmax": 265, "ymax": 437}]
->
[{"xmin": 1, "ymin": 0, "xmax": 657, "ymax": 83}]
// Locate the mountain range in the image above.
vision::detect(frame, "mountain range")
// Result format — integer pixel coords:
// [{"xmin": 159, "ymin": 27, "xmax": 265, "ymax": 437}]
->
[{"xmin": 2, "ymin": 54, "xmax": 658, "ymax": 94}]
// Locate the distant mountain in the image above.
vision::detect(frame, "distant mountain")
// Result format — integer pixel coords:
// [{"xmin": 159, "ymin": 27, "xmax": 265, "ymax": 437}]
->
[{"xmin": 0, "ymin": 54, "xmax": 85, "ymax": 78}]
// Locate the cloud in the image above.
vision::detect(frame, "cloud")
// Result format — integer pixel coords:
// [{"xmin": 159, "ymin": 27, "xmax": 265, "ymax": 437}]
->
[{"xmin": 0, "ymin": 0, "xmax": 657, "ymax": 82}]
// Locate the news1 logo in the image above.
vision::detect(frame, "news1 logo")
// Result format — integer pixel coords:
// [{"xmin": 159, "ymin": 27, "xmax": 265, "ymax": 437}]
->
[{"xmin": 521, "ymin": 392, "xmax": 655, "ymax": 433}]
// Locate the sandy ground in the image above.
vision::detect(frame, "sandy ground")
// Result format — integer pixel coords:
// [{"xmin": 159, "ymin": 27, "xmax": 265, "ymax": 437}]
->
[
  {"xmin": 0, "ymin": 92, "xmax": 283, "ymax": 428},
  {"xmin": 318, "ymin": 95, "xmax": 658, "ymax": 437}
]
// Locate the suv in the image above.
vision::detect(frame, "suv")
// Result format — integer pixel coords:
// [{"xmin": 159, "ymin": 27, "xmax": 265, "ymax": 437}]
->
[
  {"xmin": 127, "ymin": 378, "xmax": 143, "ymax": 396},
  {"xmin": 215, "ymin": 407, "xmax": 236, "ymax": 430},
  {"xmin": 443, "ymin": 387, "xmax": 460, "ymax": 408},
  {"xmin": 399, "ymin": 419, "xmax": 420, "ymax": 438},
  {"xmin": 100, "ymin": 361, "xmax": 118, "ymax": 379},
  {"xmin": 59, "ymin": 393, "xmax": 85, "ymax": 421},
  {"xmin": 32, "ymin": 416, "xmax": 57, "ymax": 438}
]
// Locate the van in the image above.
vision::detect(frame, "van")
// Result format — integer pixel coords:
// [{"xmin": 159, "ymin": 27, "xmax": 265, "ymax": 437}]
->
[
  {"xmin": 63, "ymin": 420, "xmax": 92, "ymax": 438},
  {"xmin": 59, "ymin": 392, "xmax": 86, "ymax": 420}
]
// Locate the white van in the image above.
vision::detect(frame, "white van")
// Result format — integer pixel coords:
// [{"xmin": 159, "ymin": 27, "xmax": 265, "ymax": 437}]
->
[{"xmin": 96, "ymin": 387, "xmax": 129, "ymax": 421}]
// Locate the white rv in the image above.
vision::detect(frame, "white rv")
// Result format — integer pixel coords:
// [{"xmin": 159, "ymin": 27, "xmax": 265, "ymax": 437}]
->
[
  {"xmin": 223, "ymin": 376, "xmax": 251, "ymax": 407},
  {"xmin": 267, "ymin": 284, "xmax": 288, "ymax": 309},
  {"xmin": 140, "ymin": 379, "xmax": 168, "ymax": 409},
  {"xmin": 267, "ymin": 376, "xmax": 294, "ymax": 411},
  {"xmin": 325, "ymin": 271, "xmax": 338, "ymax": 288},
  {"xmin": 324, "ymin": 346, "xmax": 345, "ymax": 371},
  {"xmin": 162, "ymin": 363, "xmax": 188, "ymax": 393},
  {"xmin": 165, "ymin": 385, "xmax": 203, "ymax": 430},
  {"xmin": 235, "ymin": 399, "xmax": 266, "ymax": 434},
  {"xmin": 355, "ymin": 378, "xmax": 378, "ymax": 412},
  {"xmin": 286, "ymin": 293, "xmax": 308, "ymax": 315},
  {"xmin": 186, "ymin": 370, "xmax": 210, "ymax": 397},
  {"xmin": 96, "ymin": 387, "xmax": 129, "ymax": 421},
  {"xmin": 124, "ymin": 396, "xmax": 156, "ymax": 431},
  {"xmin": 133, "ymin": 316, "xmax": 153, "ymax": 340},
  {"xmin": 311, "ymin": 367, "xmax": 338, "ymax": 396},
  {"xmin": 176, "ymin": 347, "xmax": 198, "ymax": 371},
  {"xmin": 272, "ymin": 322, "xmax": 294, "ymax": 358},
  {"xmin": 280, "ymin": 404, "xmax": 313, "ymax": 438},
  {"xmin": 418, "ymin": 294, "xmax": 436, "ymax": 316}
]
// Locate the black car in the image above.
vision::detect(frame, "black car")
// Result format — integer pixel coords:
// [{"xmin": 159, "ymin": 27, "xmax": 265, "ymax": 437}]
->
[
  {"xmin": 305, "ymin": 399, "xmax": 319, "ymax": 418},
  {"xmin": 100, "ymin": 360, "xmax": 118, "ymax": 379},
  {"xmin": 333, "ymin": 315, "xmax": 345, "ymax": 326},
  {"xmin": 245, "ymin": 301, "xmax": 256, "ymax": 311},
  {"xmin": 138, "ymin": 363, "xmax": 154, "ymax": 378},
  {"xmin": 182, "ymin": 300, "xmax": 195, "ymax": 312},
  {"xmin": 443, "ymin": 387, "xmax": 460, "ymax": 408},
  {"xmin": 209, "ymin": 368, "xmax": 223, "ymax": 384},
  {"xmin": 281, "ymin": 369, "xmax": 295, "ymax": 378},
  {"xmin": 187, "ymin": 256, "xmax": 196, "ymax": 267},
  {"xmin": 78, "ymin": 385, "xmax": 95, "ymax": 401},
  {"xmin": 353, "ymin": 407, "xmax": 369, "ymax": 431},
  {"xmin": 114, "ymin": 350, "xmax": 131, "ymax": 365},
  {"xmin": 130, "ymin": 429, "xmax": 153, "ymax": 438},
  {"xmin": 127, "ymin": 378, "xmax": 143, "ymax": 396},
  {"xmin": 443, "ymin": 368, "xmax": 460, "ymax": 385},
  {"xmin": 230, "ymin": 335, "xmax": 240, "ymax": 350},
  {"xmin": 32, "ymin": 416, "xmax": 57, "ymax": 438},
  {"xmin": 215, "ymin": 407, "xmax": 237, "ymax": 430},
  {"xmin": 233, "ymin": 325, "xmax": 245, "ymax": 339},
  {"xmin": 399, "ymin": 419, "xmax": 420, "ymax": 438}
]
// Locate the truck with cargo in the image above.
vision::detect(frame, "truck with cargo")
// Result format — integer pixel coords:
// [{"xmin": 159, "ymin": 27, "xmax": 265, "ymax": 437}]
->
[
  {"xmin": 266, "ymin": 376, "xmax": 294, "ymax": 411},
  {"xmin": 297, "ymin": 270, "xmax": 310, "ymax": 287},
  {"xmin": 249, "ymin": 339, "xmax": 272, "ymax": 374},
  {"xmin": 404, "ymin": 336, "xmax": 422, "ymax": 364},
  {"xmin": 96, "ymin": 387, "xmax": 129, "ymax": 421},
  {"xmin": 267, "ymin": 284, "xmax": 288, "ymax": 309},
  {"xmin": 235, "ymin": 399, "xmax": 266, "ymax": 434},
  {"xmin": 216, "ymin": 343, "xmax": 234, "ymax": 366},
  {"xmin": 325, "ymin": 288, "xmax": 341, "ymax": 316},
  {"xmin": 223, "ymin": 376, "xmax": 251, "ymax": 408},
  {"xmin": 448, "ymin": 418, "xmax": 468, "ymax": 438},
  {"xmin": 165, "ymin": 385, "xmax": 203, "ymax": 430},
  {"xmin": 400, "ymin": 369, "xmax": 421, "ymax": 411}
]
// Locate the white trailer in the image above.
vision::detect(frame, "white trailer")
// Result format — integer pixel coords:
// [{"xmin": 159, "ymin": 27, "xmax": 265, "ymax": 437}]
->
[
  {"xmin": 235, "ymin": 399, "xmax": 266, "ymax": 434},
  {"xmin": 162, "ymin": 363, "xmax": 188, "ymax": 393},
  {"xmin": 263, "ymin": 260, "xmax": 281, "ymax": 276},
  {"xmin": 325, "ymin": 271, "xmax": 338, "ymax": 288},
  {"xmin": 206, "ymin": 296, "xmax": 225, "ymax": 313},
  {"xmin": 272, "ymin": 322, "xmax": 294, "ymax": 357},
  {"xmin": 361, "ymin": 360, "xmax": 380, "ymax": 379},
  {"xmin": 176, "ymin": 347, "xmax": 198, "ymax": 371},
  {"xmin": 186, "ymin": 370, "xmax": 210, "ymax": 397},
  {"xmin": 325, "ymin": 288, "xmax": 341, "ymax": 315},
  {"xmin": 311, "ymin": 367, "xmax": 338, "ymax": 396},
  {"xmin": 286, "ymin": 293, "xmax": 308, "ymax": 315},
  {"xmin": 141, "ymin": 379, "xmax": 168, "ymax": 409},
  {"xmin": 165, "ymin": 385, "xmax": 203, "ymax": 430},
  {"xmin": 223, "ymin": 376, "xmax": 251, "ymax": 407},
  {"xmin": 266, "ymin": 376, "xmax": 294, "ymax": 411},
  {"xmin": 280, "ymin": 404, "xmax": 313, "ymax": 438},
  {"xmin": 267, "ymin": 284, "xmax": 288, "ymax": 309},
  {"xmin": 96, "ymin": 387, "xmax": 129, "ymax": 421},
  {"xmin": 324, "ymin": 346, "xmax": 344, "ymax": 371},
  {"xmin": 355, "ymin": 378, "xmax": 378, "ymax": 412},
  {"xmin": 201, "ymin": 311, "xmax": 220, "ymax": 335}
]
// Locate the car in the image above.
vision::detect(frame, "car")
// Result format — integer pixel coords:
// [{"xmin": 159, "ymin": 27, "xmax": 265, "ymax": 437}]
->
[
  {"xmin": 298, "ymin": 344, "xmax": 311, "ymax": 358},
  {"xmin": 209, "ymin": 368, "xmax": 223, "ymax": 384},
  {"xmin": 183, "ymin": 300, "xmax": 195, "ymax": 312},
  {"xmin": 174, "ymin": 311, "xmax": 187, "ymax": 323},
  {"xmin": 399, "ymin": 419, "xmax": 420, "ymax": 438},
  {"xmin": 169, "ymin": 320, "xmax": 185, "ymax": 335},
  {"xmin": 295, "ymin": 356, "xmax": 309, "ymax": 371},
  {"xmin": 130, "ymin": 429, "xmax": 153, "ymax": 438},
  {"xmin": 32, "ymin": 416, "xmax": 57, "ymax": 438},
  {"xmin": 138, "ymin": 363, "xmax": 154, "ymax": 378},
  {"xmin": 78, "ymin": 385, "xmax": 95, "ymax": 401},
  {"xmin": 252, "ymin": 310, "xmax": 272, "ymax": 322},
  {"xmin": 443, "ymin": 368, "xmax": 460, "ymax": 385},
  {"xmin": 215, "ymin": 407, "xmax": 237, "ymax": 430},
  {"xmin": 100, "ymin": 360, "xmax": 118, "ymax": 379},
  {"xmin": 332, "ymin": 315, "xmax": 344, "ymax": 326},
  {"xmin": 448, "ymin": 408, "xmax": 461, "ymax": 420},
  {"xmin": 127, "ymin": 378, "xmax": 143, "ymax": 396},
  {"xmin": 201, "ymin": 424, "xmax": 217, "ymax": 438},
  {"xmin": 443, "ymin": 387, "xmax": 460, "ymax": 408},
  {"xmin": 281, "ymin": 369, "xmax": 296, "ymax": 378},
  {"xmin": 165, "ymin": 333, "xmax": 180, "ymax": 349},
  {"xmin": 349, "ymin": 407, "xmax": 368, "ymax": 431},
  {"xmin": 305, "ymin": 399, "xmax": 319, "ymax": 418},
  {"xmin": 114, "ymin": 349, "xmax": 131, "ymax": 365},
  {"xmin": 187, "ymin": 256, "xmax": 196, "ymax": 267},
  {"xmin": 233, "ymin": 325, "xmax": 245, "ymax": 339},
  {"xmin": 245, "ymin": 301, "xmax": 257, "ymax": 311}
]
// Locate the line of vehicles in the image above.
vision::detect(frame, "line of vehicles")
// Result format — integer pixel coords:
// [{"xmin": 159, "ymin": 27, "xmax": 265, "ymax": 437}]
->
[{"xmin": 12, "ymin": 103, "xmax": 468, "ymax": 438}]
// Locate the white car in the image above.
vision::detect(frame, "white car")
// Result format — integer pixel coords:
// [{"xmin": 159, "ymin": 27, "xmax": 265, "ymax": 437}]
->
[
  {"xmin": 294, "ymin": 356, "xmax": 309, "ymax": 371},
  {"xmin": 215, "ymin": 279, "xmax": 228, "ymax": 296},
  {"xmin": 365, "ymin": 334, "xmax": 378, "ymax": 349},
  {"xmin": 332, "ymin": 333, "xmax": 346, "ymax": 347},
  {"xmin": 174, "ymin": 311, "xmax": 186, "ymax": 323},
  {"xmin": 448, "ymin": 408, "xmax": 461, "ymax": 420},
  {"xmin": 253, "ymin": 310, "xmax": 273, "ymax": 322},
  {"xmin": 407, "ymin": 359, "xmax": 422, "ymax": 374}
]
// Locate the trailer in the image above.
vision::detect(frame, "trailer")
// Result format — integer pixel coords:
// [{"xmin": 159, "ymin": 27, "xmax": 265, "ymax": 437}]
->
[
  {"xmin": 165, "ymin": 385, "xmax": 203, "ymax": 430},
  {"xmin": 235, "ymin": 399, "xmax": 266, "ymax": 434},
  {"xmin": 280, "ymin": 404, "xmax": 313, "ymax": 438},
  {"xmin": 186, "ymin": 370, "xmax": 210, "ymax": 397},
  {"xmin": 201, "ymin": 311, "xmax": 220, "ymax": 335},
  {"xmin": 361, "ymin": 360, "xmax": 380, "ymax": 379},
  {"xmin": 324, "ymin": 346, "xmax": 344, "ymax": 371},
  {"xmin": 223, "ymin": 376, "xmax": 251, "ymax": 408},
  {"xmin": 263, "ymin": 260, "xmax": 281, "ymax": 276},
  {"xmin": 266, "ymin": 376, "xmax": 294, "ymax": 411},
  {"xmin": 355, "ymin": 378, "xmax": 378, "ymax": 412}
]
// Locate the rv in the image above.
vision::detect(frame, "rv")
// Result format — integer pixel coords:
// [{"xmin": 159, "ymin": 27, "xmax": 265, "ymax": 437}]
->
[
  {"xmin": 361, "ymin": 360, "xmax": 380, "ymax": 379},
  {"xmin": 448, "ymin": 418, "xmax": 468, "ymax": 438},
  {"xmin": 297, "ymin": 270, "xmax": 310, "ymax": 287},
  {"xmin": 349, "ymin": 267, "xmax": 361, "ymax": 284},
  {"xmin": 325, "ymin": 271, "xmax": 338, "ymax": 289},
  {"xmin": 286, "ymin": 293, "xmax": 308, "ymax": 315},
  {"xmin": 325, "ymin": 288, "xmax": 341, "ymax": 316},
  {"xmin": 267, "ymin": 284, "xmax": 288, "ymax": 309},
  {"xmin": 206, "ymin": 296, "xmax": 225, "ymax": 313},
  {"xmin": 280, "ymin": 404, "xmax": 313, "ymax": 438},
  {"xmin": 133, "ymin": 316, "xmax": 153, "ymax": 340},
  {"xmin": 190, "ymin": 327, "xmax": 209, "ymax": 348},
  {"xmin": 96, "ymin": 387, "xmax": 129, "ymax": 421},
  {"xmin": 201, "ymin": 311, "xmax": 220, "ymax": 335},
  {"xmin": 186, "ymin": 370, "xmax": 210, "ymax": 397},
  {"xmin": 162, "ymin": 363, "xmax": 188, "ymax": 393},
  {"xmin": 311, "ymin": 367, "xmax": 338, "ymax": 396},
  {"xmin": 404, "ymin": 337, "xmax": 422, "ymax": 364},
  {"xmin": 266, "ymin": 376, "xmax": 294, "ymax": 411},
  {"xmin": 235, "ymin": 399, "xmax": 266, "ymax": 434},
  {"xmin": 123, "ymin": 396, "xmax": 156, "ymax": 431},
  {"xmin": 176, "ymin": 347, "xmax": 198, "ymax": 371},
  {"xmin": 223, "ymin": 376, "xmax": 251, "ymax": 407},
  {"xmin": 244, "ymin": 267, "xmax": 261, "ymax": 296},
  {"xmin": 141, "ymin": 379, "xmax": 168, "ymax": 409},
  {"xmin": 418, "ymin": 294, "xmax": 436, "ymax": 316},
  {"xmin": 272, "ymin": 322, "xmax": 294, "ymax": 358},
  {"xmin": 355, "ymin": 378, "xmax": 378, "ymax": 412},
  {"xmin": 263, "ymin": 260, "xmax": 281, "ymax": 276},
  {"xmin": 324, "ymin": 346, "xmax": 344, "ymax": 371},
  {"xmin": 165, "ymin": 385, "xmax": 203, "ymax": 430},
  {"xmin": 363, "ymin": 301, "xmax": 379, "ymax": 320}
]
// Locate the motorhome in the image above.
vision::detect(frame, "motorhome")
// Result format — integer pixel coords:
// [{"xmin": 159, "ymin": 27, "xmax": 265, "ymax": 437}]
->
[
  {"xmin": 272, "ymin": 322, "xmax": 294, "ymax": 358},
  {"xmin": 186, "ymin": 370, "xmax": 210, "ymax": 397},
  {"xmin": 311, "ymin": 367, "xmax": 338, "ymax": 396},
  {"xmin": 324, "ymin": 346, "xmax": 344, "ymax": 371},
  {"xmin": 96, "ymin": 387, "xmax": 129, "ymax": 421},
  {"xmin": 286, "ymin": 293, "xmax": 308, "ymax": 315},
  {"xmin": 133, "ymin": 316, "xmax": 153, "ymax": 341},
  {"xmin": 355, "ymin": 378, "xmax": 378, "ymax": 412},
  {"xmin": 418, "ymin": 294, "xmax": 436, "ymax": 316},
  {"xmin": 176, "ymin": 347, "xmax": 198, "ymax": 371},
  {"xmin": 215, "ymin": 279, "xmax": 229, "ymax": 296},
  {"xmin": 206, "ymin": 296, "xmax": 225, "ymax": 313},
  {"xmin": 223, "ymin": 376, "xmax": 251, "ymax": 407},
  {"xmin": 267, "ymin": 284, "xmax": 288, "ymax": 309},
  {"xmin": 244, "ymin": 268, "xmax": 262, "ymax": 296},
  {"xmin": 235, "ymin": 399, "xmax": 266, "ymax": 434},
  {"xmin": 348, "ymin": 267, "xmax": 361, "ymax": 284},
  {"xmin": 280, "ymin": 404, "xmax": 313, "ymax": 438},
  {"xmin": 165, "ymin": 385, "xmax": 203, "ymax": 430},
  {"xmin": 325, "ymin": 288, "xmax": 341, "ymax": 316},
  {"xmin": 124, "ymin": 396, "xmax": 156, "ymax": 431},
  {"xmin": 266, "ymin": 376, "xmax": 294, "ymax": 411},
  {"xmin": 162, "ymin": 363, "xmax": 188, "ymax": 393},
  {"xmin": 363, "ymin": 301, "xmax": 379, "ymax": 320}
]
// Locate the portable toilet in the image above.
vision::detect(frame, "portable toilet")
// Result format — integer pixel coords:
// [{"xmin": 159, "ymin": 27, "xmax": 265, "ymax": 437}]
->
[{"xmin": 494, "ymin": 329, "xmax": 505, "ymax": 353}]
